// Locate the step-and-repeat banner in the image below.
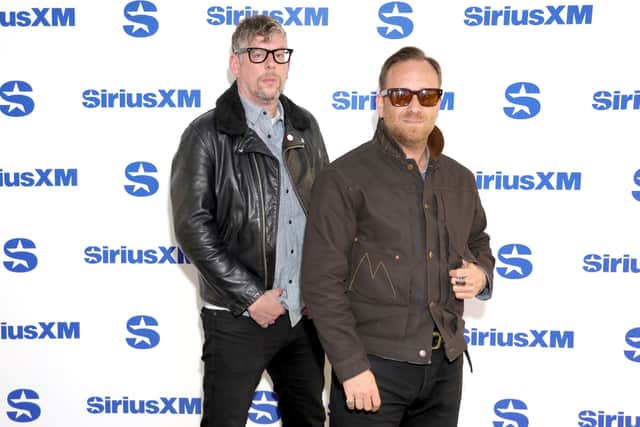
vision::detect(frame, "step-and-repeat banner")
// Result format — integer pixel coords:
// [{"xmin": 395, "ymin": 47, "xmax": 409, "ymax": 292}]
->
[{"xmin": 2, "ymin": 1, "xmax": 639, "ymax": 426}]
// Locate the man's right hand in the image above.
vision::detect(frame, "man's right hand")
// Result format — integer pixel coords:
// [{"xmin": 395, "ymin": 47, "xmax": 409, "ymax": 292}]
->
[
  {"xmin": 247, "ymin": 288, "xmax": 286, "ymax": 328},
  {"xmin": 342, "ymin": 369, "xmax": 381, "ymax": 412}
]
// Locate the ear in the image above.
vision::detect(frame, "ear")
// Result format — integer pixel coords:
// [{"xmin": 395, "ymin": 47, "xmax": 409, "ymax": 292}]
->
[
  {"xmin": 229, "ymin": 53, "xmax": 240, "ymax": 78},
  {"xmin": 376, "ymin": 93, "xmax": 384, "ymax": 119}
]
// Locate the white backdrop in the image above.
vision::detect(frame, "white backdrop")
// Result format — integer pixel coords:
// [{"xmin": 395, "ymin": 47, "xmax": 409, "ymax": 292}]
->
[{"xmin": 1, "ymin": 1, "xmax": 639, "ymax": 426}]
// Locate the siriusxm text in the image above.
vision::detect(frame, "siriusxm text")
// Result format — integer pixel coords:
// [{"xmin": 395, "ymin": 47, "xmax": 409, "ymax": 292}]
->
[
  {"xmin": 1, "ymin": 321, "xmax": 80, "ymax": 340},
  {"xmin": 475, "ymin": 171, "xmax": 581, "ymax": 190},
  {"xmin": 583, "ymin": 254, "xmax": 640, "ymax": 273},
  {"xmin": 592, "ymin": 90, "xmax": 640, "ymax": 110},
  {"xmin": 87, "ymin": 396, "xmax": 201, "ymax": 415},
  {"xmin": 0, "ymin": 169, "xmax": 77, "ymax": 187},
  {"xmin": 82, "ymin": 89, "xmax": 201, "ymax": 109},
  {"xmin": 578, "ymin": 410, "xmax": 640, "ymax": 427},
  {"xmin": 332, "ymin": 91, "xmax": 454, "ymax": 111},
  {"xmin": 207, "ymin": 6, "xmax": 328, "ymax": 26},
  {"xmin": 84, "ymin": 246, "xmax": 190, "ymax": 264},
  {"xmin": 464, "ymin": 4, "xmax": 593, "ymax": 26},
  {"xmin": 464, "ymin": 328, "xmax": 574, "ymax": 348},
  {"xmin": 0, "ymin": 8, "xmax": 75, "ymax": 27}
]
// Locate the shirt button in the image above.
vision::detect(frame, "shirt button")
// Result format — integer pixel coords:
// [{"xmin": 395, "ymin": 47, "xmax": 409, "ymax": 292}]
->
[
  {"xmin": 418, "ymin": 349, "xmax": 427, "ymax": 358},
  {"xmin": 407, "ymin": 164, "xmax": 414, "ymax": 171}
]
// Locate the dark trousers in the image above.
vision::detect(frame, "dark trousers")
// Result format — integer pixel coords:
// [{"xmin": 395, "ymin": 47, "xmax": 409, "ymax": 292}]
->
[
  {"xmin": 200, "ymin": 308, "xmax": 326, "ymax": 427},
  {"xmin": 328, "ymin": 349, "xmax": 463, "ymax": 427}
]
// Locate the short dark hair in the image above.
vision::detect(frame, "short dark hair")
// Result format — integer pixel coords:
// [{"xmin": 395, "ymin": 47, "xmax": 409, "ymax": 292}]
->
[
  {"xmin": 231, "ymin": 15, "xmax": 287, "ymax": 52},
  {"xmin": 378, "ymin": 46, "xmax": 442, "ymax": 90}
]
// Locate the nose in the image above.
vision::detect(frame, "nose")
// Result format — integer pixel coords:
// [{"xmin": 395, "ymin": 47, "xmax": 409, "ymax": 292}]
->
[{"xmin": 263, "ymin": 52, "xmax": 277, "ymax": 68}]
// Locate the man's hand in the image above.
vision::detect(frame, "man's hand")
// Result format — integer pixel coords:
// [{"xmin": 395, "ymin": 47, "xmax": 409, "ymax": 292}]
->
[
  {"xmin": 247, "ymin": 288, "xmax": 286, "ymax": 328},
  {"xmin": 449, "ymin": 259, "xmax": 486, "ymax": 299},
  {"xmin": 343, "ymin": 369, "xmax": 381, "ymax": 412}
]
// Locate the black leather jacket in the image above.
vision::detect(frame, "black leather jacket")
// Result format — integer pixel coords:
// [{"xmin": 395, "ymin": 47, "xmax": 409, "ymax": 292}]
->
[{"xmin": 171, "ymin": 82, "xmax": 329, "ymax": 315}]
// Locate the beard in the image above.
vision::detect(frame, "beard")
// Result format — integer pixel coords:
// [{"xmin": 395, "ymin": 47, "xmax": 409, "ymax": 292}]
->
[
  {"xmin": 254, "ymin": 74, "xmax": 283, "ymax": 103},
  {"xmin": 384, "ymin": 111, "xmax": 435, "ymax": 150}
]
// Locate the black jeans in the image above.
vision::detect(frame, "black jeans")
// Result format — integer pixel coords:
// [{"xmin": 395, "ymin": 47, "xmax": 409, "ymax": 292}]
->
[
  {"xmin": 200, "ymin": 308, "xmax": 326, "ymax": 427},
  {"xmin": 328, "ymin": 350, "xmax": 463, "ymax": 427}
]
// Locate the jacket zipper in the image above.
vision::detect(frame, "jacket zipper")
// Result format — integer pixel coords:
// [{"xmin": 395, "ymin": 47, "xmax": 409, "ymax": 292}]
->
[{"xmin": 250, "ymin": 153, "xmax": 269, "ymax": 290}]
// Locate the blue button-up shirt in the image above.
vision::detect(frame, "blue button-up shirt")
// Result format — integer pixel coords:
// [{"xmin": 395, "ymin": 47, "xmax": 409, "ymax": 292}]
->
[{"xmin": 240, "ymin": 96, "xmax": 306, "ymax": 326}]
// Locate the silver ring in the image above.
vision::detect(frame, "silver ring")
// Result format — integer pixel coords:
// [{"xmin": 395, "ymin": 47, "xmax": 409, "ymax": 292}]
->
[
  {"xmin": 455, "ymin": 276, "xmax": 466, "ymax": 285},
  {"xmin": 345, "ymin": 399, "xmax": 354, "ymax": 405}
]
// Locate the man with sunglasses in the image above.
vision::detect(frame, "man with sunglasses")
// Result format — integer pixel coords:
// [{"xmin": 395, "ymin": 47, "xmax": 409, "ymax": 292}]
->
[
  {"xmin": 170, "ymin": 14, "xmax": 328, "ymax": 427},
  {"xmin": 301, "ymin": 46, "xmax": 495, "ymax": 426}
]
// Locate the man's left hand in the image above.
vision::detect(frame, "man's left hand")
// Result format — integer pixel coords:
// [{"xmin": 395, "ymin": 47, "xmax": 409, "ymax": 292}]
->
[{"xmin": 449, "ymin": 259, "xmax": 486, "ymax": 299}]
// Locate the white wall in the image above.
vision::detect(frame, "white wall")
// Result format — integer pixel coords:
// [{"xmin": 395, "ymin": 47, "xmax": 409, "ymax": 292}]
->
[{"xmin": 1, "ymin": 1, "xmax": 639, "ymax": 426}]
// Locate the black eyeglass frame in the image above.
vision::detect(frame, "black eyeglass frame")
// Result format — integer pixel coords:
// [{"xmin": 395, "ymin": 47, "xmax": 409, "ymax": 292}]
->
[
  {"xmin": 234, "ymin": 47, "xmax": 294, "ymax": 64},
  {"xmin": 380, "ymin": 87, "xmax": 444, "ymax": 107}
]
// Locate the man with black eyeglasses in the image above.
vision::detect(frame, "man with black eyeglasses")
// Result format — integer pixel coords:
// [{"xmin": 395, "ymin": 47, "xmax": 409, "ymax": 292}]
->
[
  {"xmin": 170, "ymin": 14, "xmax": 328, "ymax": 427},
  {"xmin": 301, "ymin": 46, "xmax": 495, "ymax": 426}
]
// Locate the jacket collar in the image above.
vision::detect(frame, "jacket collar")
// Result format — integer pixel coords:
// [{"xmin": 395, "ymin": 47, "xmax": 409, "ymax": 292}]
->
[
  {"xmin": 374, "ymin": 118, "xmax": 445, "ymax": 162},
  {"xmin": 213, "ymin": 81, "xmax": 311, "ymax": 136}
]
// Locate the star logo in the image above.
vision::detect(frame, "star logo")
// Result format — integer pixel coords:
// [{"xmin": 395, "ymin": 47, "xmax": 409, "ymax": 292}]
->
[
  {"xmin": 3, "ymin": 238, "xmax": 38, "ymax": 273},
  {"xmin": 377, "ymin": 2, "xmax": 414, "ymax": 39},
  {"xmin": 0, "ymin": 80, "xmax": 35, "ymax": 117},
  {"xmin": 125, "ymin": 315, "xmax": 160, "ymax": 349},
  {"xmin": 7, "ymin": 389, "xmax": 41, "ymax": 422},
  {"xmin": 248, "ymin": 391, "xmax": 280, "ymax": 424},
  {"xmin": 496, "ymin": 244, "xmax": 533, "ymax": 279},
  {"xmin": 123, "ymin": 1, "xmax": 159, "ymax": 37}
]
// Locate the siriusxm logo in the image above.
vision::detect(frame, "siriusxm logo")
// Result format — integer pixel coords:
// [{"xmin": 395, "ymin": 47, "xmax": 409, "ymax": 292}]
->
[
  {"xmin": 624, "ymin": 327, "xmax": 640, "ymax": 363},
  {"xmin": 0, "ymin": 80, "xmax": 35, "ymax": 117},
  {"xmin": 377, "ymin": 2, "xmax": 413, "ymax": 39},
  {"xmin": 123, "ymin": 1, "xmax": 159, "ymax": 37},
  {"xmin": 3, "ymin": 238, "xmax": 37, "ymax": 273},
  {"xmin": 592, "ymin": 89, "xmax": 640, "ymax": 111},
  {"xmin": 126, "ymin": 315, "xmax": 160, "ymax": 349},
  {"xmin": 207, "ymin": 6, "xmax": 328, "ymax": 26},
  {"xmin": 1, "ymin": 321, "xmax": 80, "ymax": 340},
  {"xmin": 503, "ymin": 82, "xmax": 541, "ymax": 119},
  {"xmin": 6, "ymin": 389, "xmax": 41, "ymax": 422},
  {"xmin": 332, "ymin": 91, "xmax": 454, "ymax": 111},
  {"xmin": 493, "ymin": 399, "xmax": 528, "ymax": 427},
  {"xmin": 125, "ymin": 161, "xmax": 158, "ymax": 197},
  {"xmin": 87, "ymin": 395, "xmax": 200, "ymax": 414},
  {"xmin": 476, "ymin": 171, "xmax": 581, "ymax": 191},
  {"xmin": 0, "ymin": 8, "xmax": 75, "ymax": 27},
  {"xmin": 249, "ymin": 391, "xmax": 280, "ymax": 424},
  {"xmin": 582, "ymin": 253, "xmax": 640, "ymax": 273},
  {"xmin": 464, "ymin": 4, "xmax": 593, "ymax": 26},
  {"xmin": 82, "ymin": 89, "xmax": 200, "ymax": 109},
  {"xmin": 633, "ymin": 169, "xmax": 640, "ymax": 202},
  {"xmin": 578, "ymin": 409, "xmax": 640, "ymax": 427},
  {"xmin": 496, "ymin": 244, "xmax": 533, "ymax": 279},
  {"xmin": 84, "ymin": 245, "xmax": 190, "ymax": 265},
  {"xmin": 0, "ymin": 168, "xmax": 77, "ymax": 187},
  {"xmin": 465, "ymin": 328, "xmax": 574, "ymax": 348}
]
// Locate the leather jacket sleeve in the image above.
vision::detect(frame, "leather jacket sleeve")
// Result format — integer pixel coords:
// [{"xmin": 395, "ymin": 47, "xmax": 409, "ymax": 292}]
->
[{"xmin": 170, "ymin": 122, "xmax": 263, "ymax": 315}]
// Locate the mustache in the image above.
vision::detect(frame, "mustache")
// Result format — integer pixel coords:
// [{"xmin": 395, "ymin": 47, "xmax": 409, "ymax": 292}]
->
[{"xmin": 401, "ymin": 110, "xmax": 425, "ymax": 119}]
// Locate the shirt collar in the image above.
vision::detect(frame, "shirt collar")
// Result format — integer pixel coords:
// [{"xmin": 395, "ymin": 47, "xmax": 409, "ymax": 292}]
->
[{"xmin": 239, "ymin": 94, "xmax": 284, "ymax": 127}]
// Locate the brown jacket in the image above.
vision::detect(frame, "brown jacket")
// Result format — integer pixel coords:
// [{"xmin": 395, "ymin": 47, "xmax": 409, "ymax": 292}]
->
[{"xmin": 301, "ymin": 120, "xmax": 494, "ymax": 382}]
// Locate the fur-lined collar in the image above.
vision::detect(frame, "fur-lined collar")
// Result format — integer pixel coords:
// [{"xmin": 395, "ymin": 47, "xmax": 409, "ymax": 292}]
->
[{"xmin": 213, "ymin": 81, "xmax": 311, "ymax": 136}]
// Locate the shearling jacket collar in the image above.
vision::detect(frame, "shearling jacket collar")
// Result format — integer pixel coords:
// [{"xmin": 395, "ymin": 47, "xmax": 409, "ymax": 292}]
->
[{"xmin": 213, "ymin": 81, "xmax": 311, "ymax": 136}]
